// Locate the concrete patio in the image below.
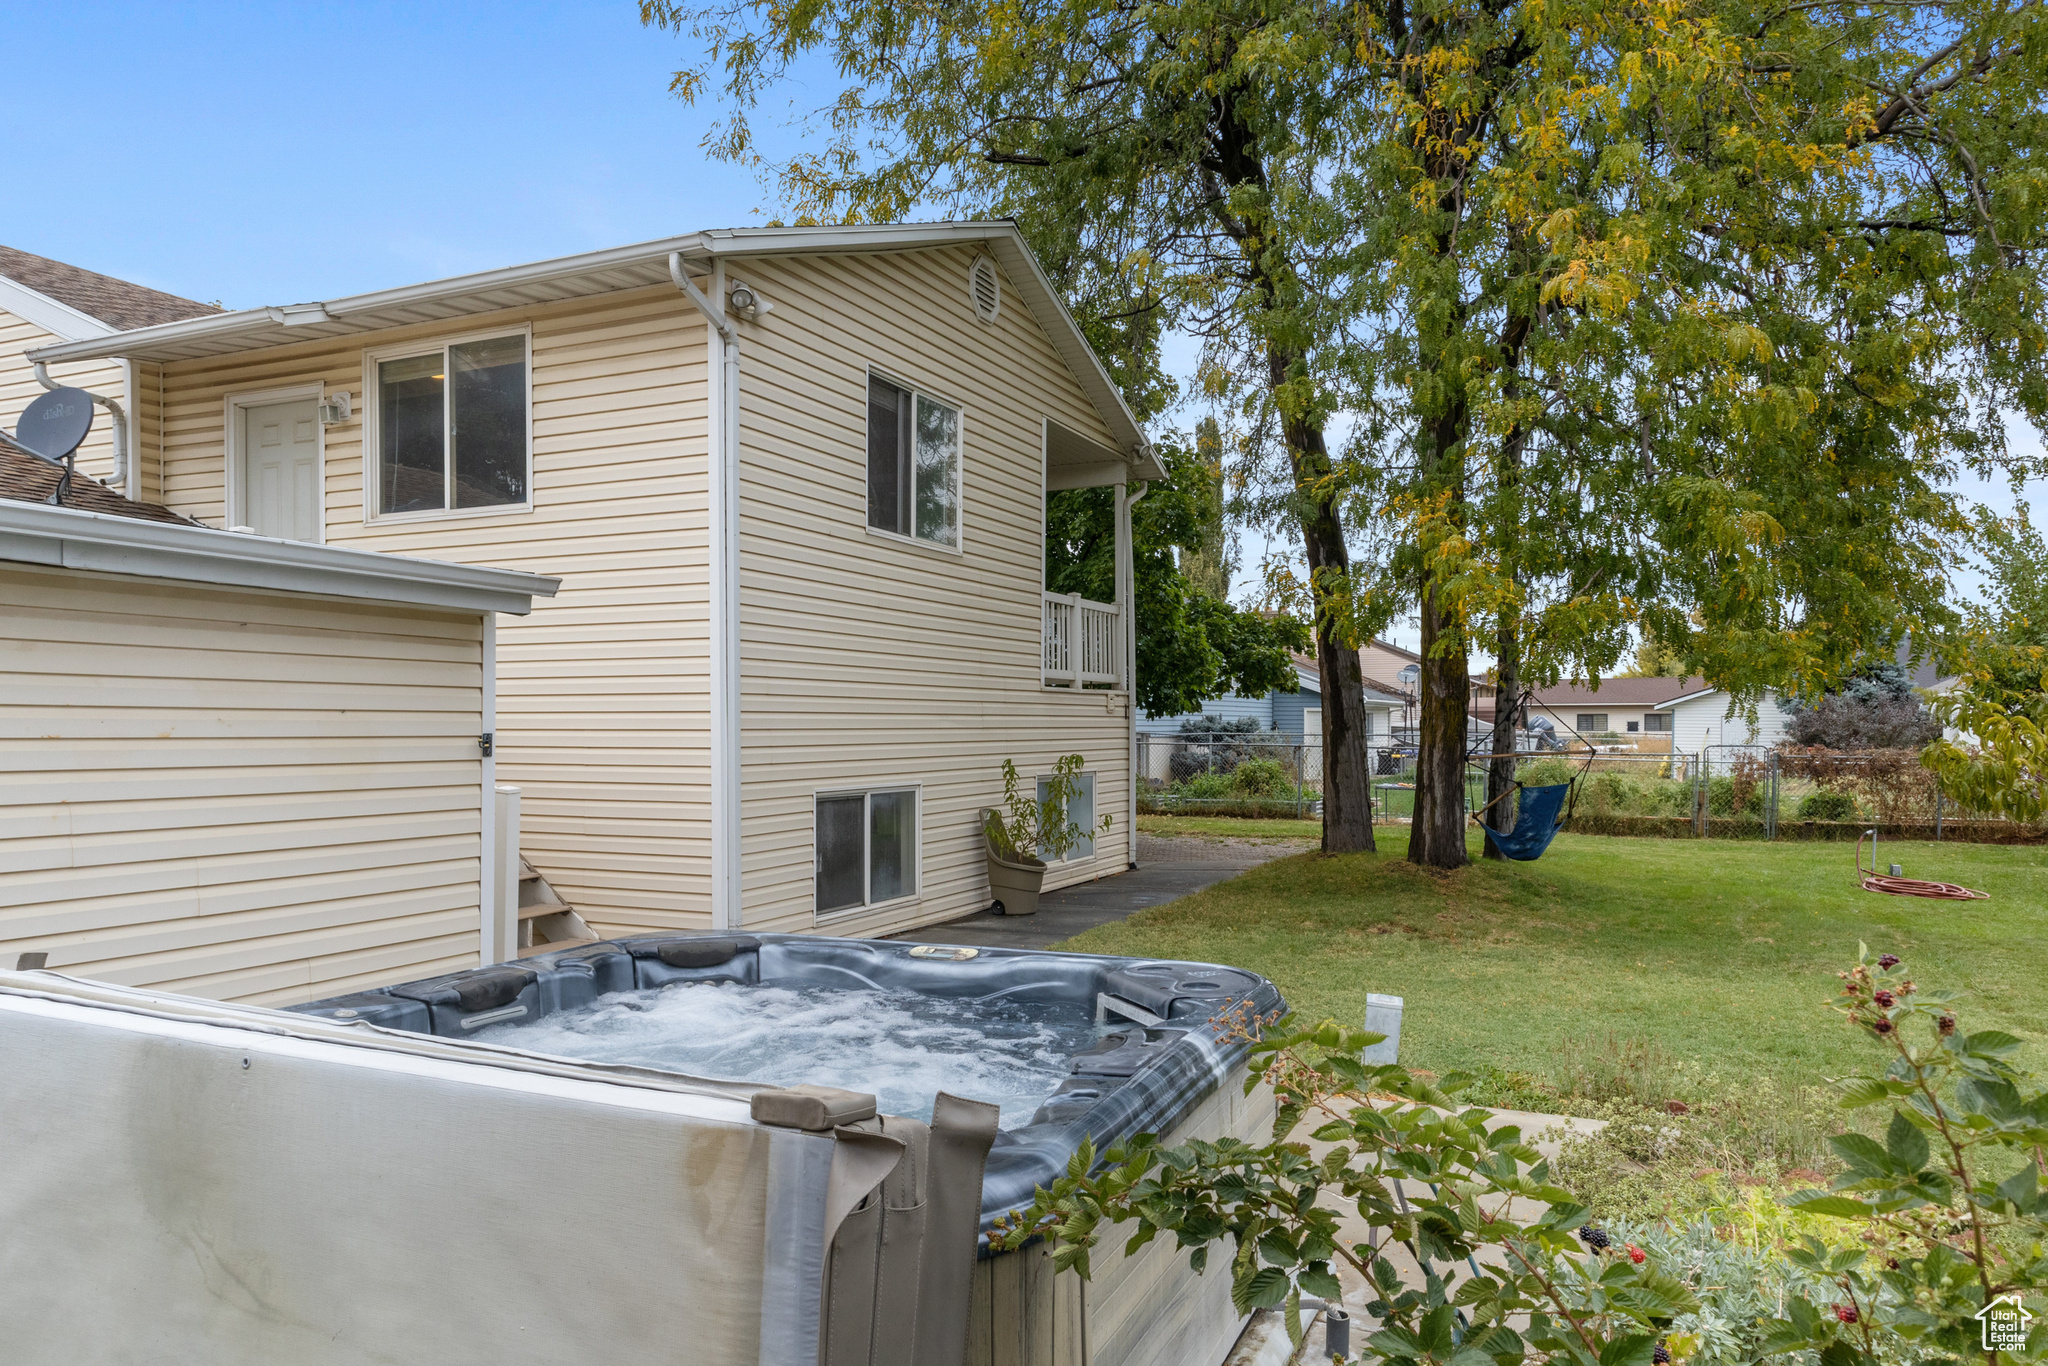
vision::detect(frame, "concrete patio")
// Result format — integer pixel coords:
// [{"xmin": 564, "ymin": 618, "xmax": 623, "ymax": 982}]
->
[{"xmin": 898, "ymin": 831, "xmax": 1314, "ymax": 949}]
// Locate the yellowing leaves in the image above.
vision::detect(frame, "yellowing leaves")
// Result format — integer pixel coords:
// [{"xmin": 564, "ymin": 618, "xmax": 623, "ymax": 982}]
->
[{"xmin": 1722, "ymin": 323, "xmax": 1775, "ymax": 363}]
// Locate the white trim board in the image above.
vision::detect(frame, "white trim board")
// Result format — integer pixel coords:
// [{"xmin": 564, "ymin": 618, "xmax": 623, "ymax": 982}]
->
[
  {"xmin": 26, "ymin": 222, "xmax": 1163, "ymax": 483},
  {"xmin": 0, "ymin": 274, "xmax": 118, "ymax": 342}
]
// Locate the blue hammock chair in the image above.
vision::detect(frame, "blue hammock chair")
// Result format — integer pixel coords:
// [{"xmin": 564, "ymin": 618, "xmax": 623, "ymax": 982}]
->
[{"xmin": 1475, "ymin": 781, "xmax": 1573, "ymax": 861}]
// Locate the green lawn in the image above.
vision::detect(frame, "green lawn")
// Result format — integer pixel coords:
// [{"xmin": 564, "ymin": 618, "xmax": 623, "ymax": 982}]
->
[
  {"xmin": 1137, "ymin": 813, "xmax": 1323, "ymax": 840},
  {"xmin": 1072, "ymin": 825, "xmax": 2048, "ymax": 1096}
]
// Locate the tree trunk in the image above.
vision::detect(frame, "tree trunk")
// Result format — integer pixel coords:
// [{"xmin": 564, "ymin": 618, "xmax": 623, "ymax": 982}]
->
[
  {"xmin": 1293, "ymin": 418, "xmax": 1376, "ymax": 855},
  {"xmin": 1210, "ymin": 86, "xmax": 1373, "ymax": 854},
  {"xmin": 1410, "ymin": 572, "xmax": 1472, "ymax": 867},
  {"xmin": 1483, "ymin": 621, "xmax": 1520, "ymax": 861},
  {"xmin": 1226, "ymin": 385, "xmax": 1376, "ymax": 857},
  {"xmin": 1410, "ymin": 398, "xmax": 1470, "ymax": 869}
]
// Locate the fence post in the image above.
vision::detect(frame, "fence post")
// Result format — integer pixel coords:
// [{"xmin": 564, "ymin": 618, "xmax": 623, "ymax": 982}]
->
[{"xmin": 1766, "ymin": 751, "xmax": 1779, "ymax": 841}]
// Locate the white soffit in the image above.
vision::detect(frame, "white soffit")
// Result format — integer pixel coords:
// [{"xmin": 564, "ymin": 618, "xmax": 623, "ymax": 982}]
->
[
  {"xmin": 0, "ymin": 500, "xmax": 558, "ymax": 616},
  {"xmin": 27, "ymin": 222, "xmax": 1164, "ymax": 482}
]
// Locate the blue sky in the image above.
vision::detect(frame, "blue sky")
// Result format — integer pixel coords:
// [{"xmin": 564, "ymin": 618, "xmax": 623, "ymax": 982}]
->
[
  {"xmin": 9, "ymin": 2, "xmax": 779, "ymax": 305},
  {"xmin": 14, "ymin": 2, "xmax": 2037, "ymax": 657}
]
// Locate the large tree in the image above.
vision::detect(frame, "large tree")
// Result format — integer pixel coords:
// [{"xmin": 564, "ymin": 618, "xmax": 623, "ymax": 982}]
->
[
  {"xmin": 643, "ymin": 0, "xmax": 2048, "ymax": 866},
  {"xmin": 1325, "ymin": 0, "xmax": 2048, "ymax": 864},
  {"xmin": 641, "ymin": 0, "xmax": 1393, "ymax": 855}
]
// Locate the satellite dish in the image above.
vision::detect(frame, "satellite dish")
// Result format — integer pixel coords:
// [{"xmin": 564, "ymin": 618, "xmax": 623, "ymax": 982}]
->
[
  {"xmin": 15, "ymin": 387, "xmax": 95, "ymax": 465},
  {"xmin": 16, "ymin": 387, "xmax": 95, "ymax": 466}
]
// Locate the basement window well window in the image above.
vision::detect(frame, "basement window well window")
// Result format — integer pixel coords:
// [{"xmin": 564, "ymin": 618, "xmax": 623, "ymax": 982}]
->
[
  {"xmin": 370, "ymin": 331, "xmax": 530, "ymax": 517},
  {"xmin": 815, "ymin": 788, "xmax": 919, "ymax": 914},
  {"xmin": 866, "ymin": 373, "xmax": 960, "ymax": 548}
]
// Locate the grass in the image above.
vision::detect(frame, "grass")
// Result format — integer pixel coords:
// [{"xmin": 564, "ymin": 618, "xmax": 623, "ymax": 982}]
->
[
  {"xmin": 1137, "ymin": 813, "xmax": 1322, "ymax": 841},
  {"xmin": 1067, "ymin": 824, "xmax": 2048, "ymax": 1097}
]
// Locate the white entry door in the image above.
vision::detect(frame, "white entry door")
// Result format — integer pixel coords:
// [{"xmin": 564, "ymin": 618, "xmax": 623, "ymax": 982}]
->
[{"xmin": 240, "ymin": 399, "xmax": 322, "ymax": 541}]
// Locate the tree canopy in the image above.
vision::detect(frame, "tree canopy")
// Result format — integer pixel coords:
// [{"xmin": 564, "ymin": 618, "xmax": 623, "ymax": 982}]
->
[{"xmin": 642, "ymin": 0, "xmax": 2048, "ymax": 860}]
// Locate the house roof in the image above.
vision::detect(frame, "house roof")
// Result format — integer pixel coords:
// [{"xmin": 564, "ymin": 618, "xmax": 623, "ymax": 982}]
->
[
  {"xmin": 1366, "ymin": 637, "xmax": 1421, "ymax": 663},
  {"xmin": 0, "ymin": 439, "xmax": 199, "ymax": 526},
  {"xmin": 0, "ymin": 245, "xmax": 218, "ymax": 335},
  {"xmin": 25, "ymin": 222, "xmax": 1163, "ymax": 482},
  {"xmin": 1533, "ymin": 676, "xmax": 1706, "ymax": 709},
  {"xmin": 1289, "ymin": 651, "xmax": 1407, "ymax": 705},
  {"xmin": 0, "ymin": 494, "xmax": 558, "ymax": 616}
]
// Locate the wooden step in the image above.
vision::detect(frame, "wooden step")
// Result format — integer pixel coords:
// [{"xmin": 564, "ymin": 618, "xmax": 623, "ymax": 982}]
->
[{"xmin": 517, "ymin": 901, "xmax": 573, "ymax": 921}]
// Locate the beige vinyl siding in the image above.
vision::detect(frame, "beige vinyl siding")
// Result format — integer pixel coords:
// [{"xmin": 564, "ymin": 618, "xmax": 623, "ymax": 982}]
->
[
  {"xmin": 0, "ymin": 564, "xmax": 486, "ymax": 1004},
  {"xmin": 732, "ymin": 247, "xmax": 1133, "ymax": 937},
  {"xmin": 0, "ymin": 307, "xmax": 126, "ymax": 486},
  {"xmin": 154, "ymin": 287, "xmax": 711, "ymax": 933}
]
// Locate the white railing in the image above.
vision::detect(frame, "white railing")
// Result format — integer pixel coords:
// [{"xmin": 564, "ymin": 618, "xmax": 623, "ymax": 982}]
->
[{"xmin": 1042, "ymin": 591, "xmax": 1121, "ymax": 688}]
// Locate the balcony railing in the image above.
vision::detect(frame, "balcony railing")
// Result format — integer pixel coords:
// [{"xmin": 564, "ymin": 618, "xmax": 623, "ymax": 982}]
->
[{"xmin": 1042, "ymin": 591, "xmax": 1120, "ymax": 688}]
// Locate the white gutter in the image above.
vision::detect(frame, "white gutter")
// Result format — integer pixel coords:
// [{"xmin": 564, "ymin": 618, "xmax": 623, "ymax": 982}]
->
[
  {"xmin": 671, "ymin": 251, "xmax": 744, "ymax": 932},
  {"xmin": 0, "ymin": 499, "xmax": 558, "ymax": 616},
  {"xmin": 1119, "ymin": 481, "xmax": 1148, "ymax": 868},
  {"xmin": 32, "ymin": 360, "xmax": 128, "ymax": 492}
]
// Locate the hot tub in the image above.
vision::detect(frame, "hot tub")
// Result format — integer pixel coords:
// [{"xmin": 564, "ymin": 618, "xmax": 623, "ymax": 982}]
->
[
  {"xmin": 291, "ymin": 932, "xmax": 1284, "ymax": 1241},
  {"xmin": 292, "ymin": 932, "xmax": 1285, "ymax": 1366}
]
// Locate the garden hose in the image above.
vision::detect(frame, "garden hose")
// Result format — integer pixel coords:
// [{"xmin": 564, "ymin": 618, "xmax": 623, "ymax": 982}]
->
[{"xmin": 1856, "ymin": 829, "xmax": 1987, "ymax": 901}]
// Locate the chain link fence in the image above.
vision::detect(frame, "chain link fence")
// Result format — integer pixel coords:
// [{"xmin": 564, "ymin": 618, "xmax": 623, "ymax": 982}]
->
[{"xmin": 1138, "ymin": 733, "xmax": 2041, "ymax": 842}]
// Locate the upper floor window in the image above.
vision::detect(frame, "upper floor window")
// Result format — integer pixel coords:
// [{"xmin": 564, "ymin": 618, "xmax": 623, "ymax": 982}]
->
[
  {"xmin": 370, "ymin": 330, "xmax": 530, "ymax": 518},
  {"xmin": 866, "ymin": 373, "xmax": 960, "ymax": 548}
]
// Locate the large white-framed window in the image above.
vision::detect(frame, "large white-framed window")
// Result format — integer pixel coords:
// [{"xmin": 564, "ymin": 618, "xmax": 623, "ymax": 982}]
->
[
  {"xmin": 362, "ymin": 326, "xmax": 532, "ymax": 522},
  {"xmin": 1036, "ymin": 772, "xmax": 1097, "ymax": 862},
  {"xmin": 865, "ymin": 369, "xmax": 962, "ymax": 550},
  {"xmin": 815, "ymin": 785, "xmax": 921, "ymax": 916}
]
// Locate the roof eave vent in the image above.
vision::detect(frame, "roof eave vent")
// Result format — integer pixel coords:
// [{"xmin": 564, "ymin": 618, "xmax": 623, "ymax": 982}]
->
[{"xmin": 968, "ymin": 256, "xmax": 1001, "ymax": 324}]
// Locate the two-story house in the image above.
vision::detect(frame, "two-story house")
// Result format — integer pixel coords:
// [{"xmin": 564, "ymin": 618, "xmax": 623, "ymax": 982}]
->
[{"xmin": 27, "ymin": 223, "xmax": 1161, "ymax": 944}]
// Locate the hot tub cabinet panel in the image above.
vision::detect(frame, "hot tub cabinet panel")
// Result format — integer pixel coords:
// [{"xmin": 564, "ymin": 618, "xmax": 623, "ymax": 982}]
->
[{"xmin": 967, "ymin": 1074, "xmax": 1278, "ymax": 1366}]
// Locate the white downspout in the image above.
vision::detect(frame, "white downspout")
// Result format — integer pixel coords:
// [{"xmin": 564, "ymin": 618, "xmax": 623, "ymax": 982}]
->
[
  {"xmin": 671, "ymin": 251, "xmax": 743, "ymax": 932},
  {"xmin": 1118, "ymin": 476, "xmax": 1149, "ymax": 870},
  {"xmin": 479, "ymin": 613, "xmax": 500, "ymax": 964},
  {"xmin": 33, "ymin": 360, "xmax": 128, "ymax": 491}
]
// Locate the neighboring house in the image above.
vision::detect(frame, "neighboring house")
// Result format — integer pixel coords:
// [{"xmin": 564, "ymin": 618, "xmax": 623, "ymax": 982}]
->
[
  {"xmin": 1649, "ymin": 685, "xmax": 1799, "ymax": 752},
  {"xmin": 1361, "ymin": 635, "xmax": 1497, "ymax": 724},
  {"xmin": 1139, "ymin": 655, "xmax": 1402, "ymax": 744},
  {"xmin": 0, "ymin": 245, "xmax": 218, "ymax": 501},
  {"xmin": 28, "ymin": 223, "xmax": 1162, "ymax": 943},
  {"xmin": 0, "ymin": 445, "xmax": 555, "ymax": 1005},
  {"xmin": 1527, "ymin": 676, "xmax": 1705, "ymax": 743}
]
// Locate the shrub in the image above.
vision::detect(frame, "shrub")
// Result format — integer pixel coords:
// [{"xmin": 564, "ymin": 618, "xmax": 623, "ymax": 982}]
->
[
  {"xmin": 1707, "ymin": 775, "xmax": 1766, "ymax": 817},
  {"xmin": 1229, "ymin": 757, "xmax": 1290, "ymax": 796},
  {"xmin": 1797, "ymin": 788, "xmax": 1859, "ymax": 821},
  {"xmin": 1169, "ymin": 714, "xmax": 1265, "ymax": 781},
  {"xmin": 1783, "ymin": 661, "xmax": 1942, "ymax": 750},
  {"xmin": 1177, "ymin": 771, "xmax": 1235, "ymax": 799},
  {"xmin": 1517, "ymin": 755, "xmax": 1576, "ymax": 787}
]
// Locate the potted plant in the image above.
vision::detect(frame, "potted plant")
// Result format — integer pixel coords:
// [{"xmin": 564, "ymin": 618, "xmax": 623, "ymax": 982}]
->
[{"xmin": 982, "ymin": 755, "xmax": 1111, "ymax": 915}]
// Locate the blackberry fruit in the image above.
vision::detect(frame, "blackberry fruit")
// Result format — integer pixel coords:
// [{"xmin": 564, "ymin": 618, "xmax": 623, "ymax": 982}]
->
[
  {"xmin": 1577, "ymin": 1225, "xmax": 1611, "ymax": 1251},
  {"xmin": 1877, "ymin": 954, "xmax": 1900, "ymax": 969},
  {"xmin": 1654, "ymin": 1345, "xmax": 1671, "ymax": 1365},
  {"xmin": 1873, "ymin": 990, "xmax": 1896, "ymax": 1008}
]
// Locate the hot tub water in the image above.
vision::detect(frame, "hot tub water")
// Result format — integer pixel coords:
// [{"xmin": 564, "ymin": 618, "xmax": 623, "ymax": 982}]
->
[{"xmin": 475, "ymin": 979, "xmax": 1109, "ymax": 1129}]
